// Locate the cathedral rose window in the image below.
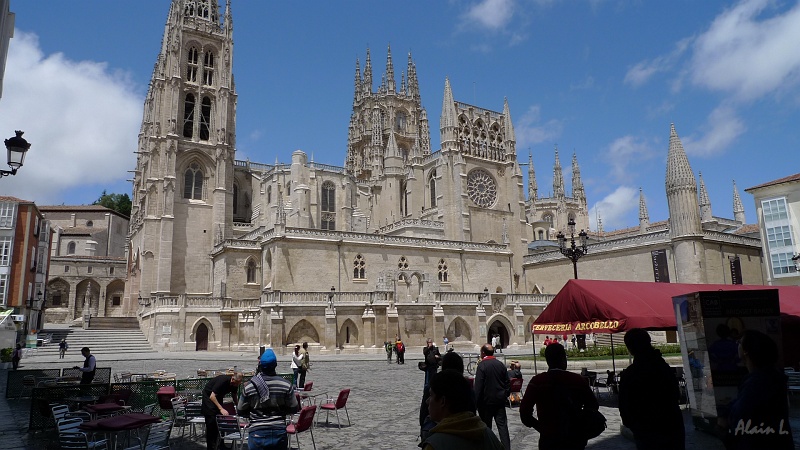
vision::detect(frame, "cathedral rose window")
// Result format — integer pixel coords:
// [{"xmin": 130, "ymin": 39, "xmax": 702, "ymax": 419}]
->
[{"xmin": 467, "ymin": 168, "xmax": 497, "ymax": 208}]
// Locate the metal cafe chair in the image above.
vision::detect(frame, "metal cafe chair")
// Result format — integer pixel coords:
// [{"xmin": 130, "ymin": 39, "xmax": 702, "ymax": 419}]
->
[
  {"xmin": 287, "ymin": 405, "xmax": 317, "ymax": 449},
  {"xmin": 317, "ymin": 389, "xmax": 351, "ymax": 429}
]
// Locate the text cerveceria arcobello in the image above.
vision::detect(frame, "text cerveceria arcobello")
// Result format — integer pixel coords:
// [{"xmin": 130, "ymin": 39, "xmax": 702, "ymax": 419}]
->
[{"xmin": 532, "ymin": 320, "xmax": 621, "ymax": 333}]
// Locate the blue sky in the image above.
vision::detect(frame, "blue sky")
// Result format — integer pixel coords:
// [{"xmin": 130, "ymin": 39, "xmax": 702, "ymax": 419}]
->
[{"xmin": 2, "ymin": 0, "xmax": 800, "ymax": 231}]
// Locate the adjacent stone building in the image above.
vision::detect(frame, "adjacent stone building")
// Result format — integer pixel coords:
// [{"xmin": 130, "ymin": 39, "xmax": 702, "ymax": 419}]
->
[{"xmin": 41, "ymin": 205, "xmax": 129, "ymax": 325}]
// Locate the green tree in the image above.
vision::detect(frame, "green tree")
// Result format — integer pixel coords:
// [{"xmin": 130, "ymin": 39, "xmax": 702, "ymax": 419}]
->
[{"xmin": 93, "ymin": 190, "xmax": 132, "ymax": 217}]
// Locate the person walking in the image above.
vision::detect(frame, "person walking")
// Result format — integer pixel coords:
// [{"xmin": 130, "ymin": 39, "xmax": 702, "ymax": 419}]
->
[
  {"xmin": 619, "ymin": 328, "xmax": 685, "ymax": 450},
  {"xmin": 423, "ymin": 338, "xmax": 441, "ymax": 388},
  {"xmin": 395, "ymin": 336, "xmax": 405, "ymax": 364},
  {"xmin": 298, "ymin": 342, "xmax": 310, "ymax": 388},
  {"xmin": 74, "ymin": 347, "xmax": 96, "ymax": 384},
  {"xmin": 238, "ymin": 349, "xmax": 299, "ymax": 449},
  {"xmin": 474, "ymin": 344, "xmax": 511, "ymax": 450},
  {"xmin": 202, "ymin": 371, "xmax": 243, "ymax": 450},
  {"xmin": 520, "ymin": 342, "xmax": 599, "ymax": 450},
  {"xmin": 290, "ymin": 345, "xmax": 302, "ymax": 388},
  {"xmin": 384, "ymin": 340, "xmax": 393, "ymax": 363},
  {"xmin": 11, "ymin": 343, "xmax": 21, "ymax": 370},
  {"xmin": 720, "ymin": 330, "xmax": 793, "ymax": 450},
  {"xmin": 442, "ymin": 335, "xmax": 449, "ymax": 351},
  {"xmin": 59, "ymin": 338, "xmax": 68, "ymax": 359}
]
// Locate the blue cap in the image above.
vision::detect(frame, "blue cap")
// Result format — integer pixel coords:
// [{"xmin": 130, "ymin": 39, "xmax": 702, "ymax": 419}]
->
[{"xmin": 259, "ymin": 349, "xmax": 277, "ymax": 368}]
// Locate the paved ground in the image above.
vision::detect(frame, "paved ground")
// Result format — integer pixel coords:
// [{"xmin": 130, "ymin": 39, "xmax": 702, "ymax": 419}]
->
[{"xmin": 2, "ymin": 348, "xmax": 797, "ymax": 449}]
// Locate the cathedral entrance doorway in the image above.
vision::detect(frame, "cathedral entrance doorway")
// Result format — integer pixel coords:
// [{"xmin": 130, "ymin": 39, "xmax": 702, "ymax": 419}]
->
[
  {"xmin": 488, "ymin": 320, "xmax": 509, "ymax": 351},
  {"xmin": 196, "ymin": 323, "xmax": 208, "ymax": 351}
]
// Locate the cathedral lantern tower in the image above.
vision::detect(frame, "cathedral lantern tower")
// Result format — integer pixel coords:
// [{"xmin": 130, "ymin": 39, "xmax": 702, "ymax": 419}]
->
[
  {"xmin": 665, "ymin": 124, "xmax": 706, "ymax": 283},
  {"xmin": 128, "ymin": 0, "xmax": 237, "ymax": 300}
]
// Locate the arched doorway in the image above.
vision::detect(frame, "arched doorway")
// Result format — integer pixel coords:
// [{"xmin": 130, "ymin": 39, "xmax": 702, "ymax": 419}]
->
[
  {"xmin": 488, "ymin": 319, "xmax": 510, "ymax": 351},
  {"xmin": 196, "ymin": 323, "xmax": 209, "ymax": 351}
]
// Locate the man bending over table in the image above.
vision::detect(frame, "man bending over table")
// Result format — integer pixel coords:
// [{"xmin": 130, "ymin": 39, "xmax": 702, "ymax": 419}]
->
[
  {"xmin": 238, "ymin": 349, "xmax": 299, "ymax": 449},
  {"xmin": 202, "ymin": 371, "xmax": 243, "ymax": 450}
]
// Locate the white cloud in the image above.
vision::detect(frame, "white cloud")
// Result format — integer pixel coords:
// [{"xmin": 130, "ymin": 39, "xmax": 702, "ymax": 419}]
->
[
  {"xmin": 689, "ymin": 0, "xmax": 800, "ymax": 101},
  {"xmin": 603, "ymin": 135, "xmax": 657, "ymax": 182},
  {"xmin": 513, "ymin": 105, "xmax": 563, "ymax": 149},
  {"xmin": 570, "ymin": 76, "xmax": 595, "ymax": 91},
  {"xmin": 462, "ymin": 0, "xmax": 515, "ymax": 31},
  {"xmin": 588, "ymin": 186, "xmax": 638, "ymax": 231},
  {"xmin": 680, "ymin": 105, "xmax": 746, "ymax": 156},
  {"xmin": 0, "ymin": 31, "xmax": 141, "ymax": 204},
  {"xmin": 624, "ymin": 37, "xmax": 692, "ymax": 87}
]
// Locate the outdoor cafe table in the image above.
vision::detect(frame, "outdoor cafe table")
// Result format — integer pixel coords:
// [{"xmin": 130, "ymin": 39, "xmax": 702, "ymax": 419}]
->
[
  {"xmin": 84, "ymin": 402, "xmax": 127, "ymax": 418},
  {"xmin": 80, "ymin": 413, "xmax": 160, "ymax": 448}
]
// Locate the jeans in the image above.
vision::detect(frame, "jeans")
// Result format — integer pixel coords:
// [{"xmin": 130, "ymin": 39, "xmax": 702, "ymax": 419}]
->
[
  {"xmin": 479, "ymin": 403, "xmax": 511, "ymax": 450},
  {"xmin": 293, "ymin": 368, "xmax": 299, "ymax": 387},
  {"xmin": 248, "ymin": 428, "xmax": 287, "ymax": 450}
]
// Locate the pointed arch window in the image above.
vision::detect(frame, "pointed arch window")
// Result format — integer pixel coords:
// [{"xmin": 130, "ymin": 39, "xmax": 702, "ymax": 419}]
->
[
  {"xmin": 353, "ymin": 254, "xmax": 366, "ymax": 280},
  {"xmin": 438, "ymin": 259, "xmax": 448, "ymax": 282},
  {"xmin": 203, "ymin": 51, "xmax": 215, "ymax": 85},
  {"xmin": 429, "ymin": 170, "xmax": 437, "ymax": 208},
  {"xmin": 246, "ymin": 258, "xmax": 257, "ymax": 284},
  {"xmin": 187, "ymin": 47, "xmax": 199, "ymax": 83},
  {"xmin": 183, "ymin": 93, "xmax": 195, "ymax": 138},
  {"xmin": 542, "ymin": 213, "xmax": 554, "ymax": 225},
  {"xmin": 233, "ymin": 183, "xmax": 239, "ymax": 215},
  {"xmin": 321, "ymin": 181, "xmax": 336, "ymax": 230},
  {"xmin": 184, "ymin": 162, "xmax": 204, "ymax": 200},
  {"xmin": 200, "ymin": 96, "xmax": 212, "ymax": 140}
]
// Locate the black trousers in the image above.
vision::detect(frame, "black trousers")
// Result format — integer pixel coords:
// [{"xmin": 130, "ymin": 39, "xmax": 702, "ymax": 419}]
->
[
  {"xmin": 203, "ymin": 411, "xmax": 220, "ymax": 450},
  {"xmin": 298, "ymin": 368, "xmax": 308, "ymax": 388},
  {"xmin": 479, "ymin": 403, "xmax": 510, "ymax": 450}
]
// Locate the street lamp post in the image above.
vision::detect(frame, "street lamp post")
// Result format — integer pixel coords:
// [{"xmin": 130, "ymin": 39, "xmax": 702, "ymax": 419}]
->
[
  {"xmin": 556, "ymin": 218, "xmax": 589, "ymax": 279},
  {"xmin": 2, "ymin": 131, "xmax": 31, "ymax": 178}
]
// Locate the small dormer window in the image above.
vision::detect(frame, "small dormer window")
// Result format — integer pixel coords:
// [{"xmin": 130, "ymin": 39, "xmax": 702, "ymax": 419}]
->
[{"xmin": 86, "ymin": 220, "xmax": 93, "ymax": 228}]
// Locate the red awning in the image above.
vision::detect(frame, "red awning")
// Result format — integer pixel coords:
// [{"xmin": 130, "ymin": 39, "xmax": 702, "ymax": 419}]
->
[{"xmin": 532, "ymin": 279, "xmax": 800, "ymax": 334}]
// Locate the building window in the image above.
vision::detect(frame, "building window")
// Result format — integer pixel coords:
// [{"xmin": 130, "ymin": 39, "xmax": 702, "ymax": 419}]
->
[
  {"xmin": 187, "ymin": 47, "xmax": 199, "ymax": 83},
  {"xmin": 321, "ymin": 181, "xmax": 336, "ymax": 230},
  {"xmin": 203, "ymin": 51, "xmax": 215, "ymax": 85},
  {"xmin": 87, "ymin": 266, "xmax": 93, "ymax": 274},
  {"xmin": 200, "ymin": 96, "xmax": 212, "ymax": 140},
  {"xmin": 398, "ymin": 256, "xmax": 408, "ymax": 270},
  {"xmin": 109, "ymin": 267, "xmax": 115, "ymax": 275},
  {"xmin": 246, "ymin": 259, "xmax": 257, "ymax": 283},
  {"xmin": 67, "ymin": 241, "xmax": 76, "ymax": 255},
  {"xmin": 267, "ymin": 186, "xmax": 272, "ymax": 204},
  {"xmin": 52, "ymin": 293, "xmax": 62, "ymax": 306},
  {"xmin": 183, "ymin": 93, "xmax": 195, "ymax": 138},
  {"xmin": 542, "ymin": 214, "xmax": 554, "ymax": 225},
  {"xmin": 0, "ymin": 274, "xmax": 7, "ymax": 305},
  {"xmin": 538, "ymin": 230, "xmax": 545, "ymax": 240},
  {"xmin": 233, "ymin": 183, "xmax": 239, "ymax": 215},
  {"xmin": 112, "ymin": 295, "xmax": 121, "ymax": 306},
  {"xmin": 438, "ymin": 259, "xmax": 448, "ymax": 282},
  {"xmin": 429, "ymin": 171, "xmax": 437, "ymax": 208},
  {"xmin": 770, "ymin": 253, "xmax": 797, "ymax": 276},
  {"xmin": 86, "ymin": 220, "xmax": 93, "ymax": 227},
  {"xmin": 64, "ymin": 265, "xmax": 70, "ymax": 273},
  {"xmin": 353, "ymin": 254, "xmax": 366, "ymax": 279},
  {"xmin": 0, "ymin": 203, "xmax": 13, "ymax": 228},
  {"xmin": 762, "ymin": 198, "xmax": 789, "ymax": 222},
  {"xmin": 184, "ymin": 162, "xmax": 204, "ymax": 200},
  {"xmin": 767, "ymin": 225, "xmax": 793, "ymax": 248},
  {"xmin": 0, "ymin": 237, "xmax": 10, "ymax": 266}
]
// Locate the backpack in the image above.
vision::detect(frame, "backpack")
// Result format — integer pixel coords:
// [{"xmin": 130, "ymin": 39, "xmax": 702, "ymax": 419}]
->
[
  {"xmin": 396, "ymin": 342, "xmax": 405, "ymax": 353},
  {"xmin": 553, "ymin": 376, "xmax": 607, "ymax": 441}
]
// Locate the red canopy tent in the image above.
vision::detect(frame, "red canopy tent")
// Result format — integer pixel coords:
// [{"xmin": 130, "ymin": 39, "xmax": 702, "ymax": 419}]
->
[
  {"xmin": 533, "ymin": 279, "xmax": 800, "ymax": 334},
  {"xmin": 532, "ymin": 279, "xmax": 800, "ymax": 368}
]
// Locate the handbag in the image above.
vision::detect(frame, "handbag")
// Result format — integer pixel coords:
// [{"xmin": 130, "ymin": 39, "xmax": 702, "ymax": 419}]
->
[
  {"xmin": 579, "ymin": 408, "xmax": 607, "ymax": 440},
  {"xmin": 418, "ymin": 361, "xmax": 427, "ymax": 371}
]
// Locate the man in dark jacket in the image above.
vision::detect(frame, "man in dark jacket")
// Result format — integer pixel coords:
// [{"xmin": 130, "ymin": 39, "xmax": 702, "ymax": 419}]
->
[
  {"xmin": 202, "ymin": 372, "xmax": 243, "ymax": 450},
  {"xmin": 520, "ymin": 343, "xmax": 598, "ymax": 450},
  {"xmin": 619, "ymin": 328, "xmax": 685, "ymax": 450},
  {"xmin": 474, "ymin": 344, "xmax": 510, "ymax": 450}
]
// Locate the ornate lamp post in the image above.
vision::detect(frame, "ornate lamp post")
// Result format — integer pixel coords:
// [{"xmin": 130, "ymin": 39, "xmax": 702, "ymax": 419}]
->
[
  {"xmin": 556, "ymin": 218, "xmax": 589, "ymax": 279},
  {"xmin": 2, "ymin": 131, "xmax": 31, "ymax": 178}
]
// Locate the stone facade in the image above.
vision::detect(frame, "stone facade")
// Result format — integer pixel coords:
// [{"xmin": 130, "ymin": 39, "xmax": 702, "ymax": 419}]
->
[{"xmin": 41, "ymin": 206, "xmax": 129, "ymax": 325}]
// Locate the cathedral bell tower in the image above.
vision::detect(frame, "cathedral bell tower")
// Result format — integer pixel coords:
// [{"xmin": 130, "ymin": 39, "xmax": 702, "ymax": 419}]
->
[{"xmin": 128, "ymin": 0, "xmax": 237, "ymax": 299}]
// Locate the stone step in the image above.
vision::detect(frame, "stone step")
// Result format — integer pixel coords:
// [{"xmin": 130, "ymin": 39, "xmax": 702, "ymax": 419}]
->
[
  {"xmin": 88, "ymin": 317, "xmax": 141, "ymax": 330},
  {"xmin": 37, "ymin": 326, "xmax": 156, "ymax": 355}
]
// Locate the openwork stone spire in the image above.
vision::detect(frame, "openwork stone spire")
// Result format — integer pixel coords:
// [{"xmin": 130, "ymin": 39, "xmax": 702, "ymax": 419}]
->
[
  {"xmin": 385, "ymin": 44, "xmax": 395, "ymax": 93},
  {"xmin": 665, "ymin": 123, "xmax": 702, "ymax": 238},
  {"xmin": 553, "ymin": 146, "xmax": 564, "ymax": 198},
  {"xmin": 733, "ymin": 180, "xmax": 746, "ymax": 223},
  {"xmin": 528, "ymin": 151, "xmax": 537, "ymax": 201},
  {"xmin": 698, "ymin": 172, "xmax": 712, "ymax": 222},
  {"xmin": 639, "ymin": 188, "xmax": 649, "ymax": 232},
  {"xmin": 571, "ymin": 152, "xmax": 585, "ymax": 203}
]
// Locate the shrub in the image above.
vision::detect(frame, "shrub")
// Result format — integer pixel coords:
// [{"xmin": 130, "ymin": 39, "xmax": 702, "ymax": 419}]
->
[
  {"xmin": 0, "ymin": 348, "xmax": 12, "ymax": 363},
  {"xmin": 539, "ymin": 343, "xmax": 681, "ymax": 358}
]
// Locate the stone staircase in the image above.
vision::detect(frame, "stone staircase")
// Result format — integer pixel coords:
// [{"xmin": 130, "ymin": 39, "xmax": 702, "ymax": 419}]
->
[{"xmin": 37, "ymin": 320, "xmax": 155, "ymax": 356}]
